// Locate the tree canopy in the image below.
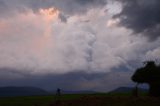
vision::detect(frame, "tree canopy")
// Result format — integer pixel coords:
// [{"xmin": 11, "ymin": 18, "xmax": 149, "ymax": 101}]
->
[{"xmin": 131, "ymin": 61, "xmax": 160, "ymax": 96}]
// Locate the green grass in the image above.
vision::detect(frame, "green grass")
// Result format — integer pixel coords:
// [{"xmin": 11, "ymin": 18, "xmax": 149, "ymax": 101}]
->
[
  {"xmin": 0, "ymin": 94, "xmax": 90, "ymax": 106},
  {"xmin": 0, "ymin": 93, "xmax": 158, "ymax": 106},
  {"xmin": 0, "ymin": 95, "xmax": 53, "ymax": 106},
  {"xmin": 107, "ymin": 91, "xmax": 147, "ymax": 96}
]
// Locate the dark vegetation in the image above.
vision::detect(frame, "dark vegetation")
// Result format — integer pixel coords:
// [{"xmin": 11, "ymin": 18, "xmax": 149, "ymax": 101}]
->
[
  {"xmin": 132, "ymin": 61, "xmax": 160, "ymax": 96},
  {"xmin": 50, "ymin": 96, "xmax": 160, "ymax": 106},
  {"xmin": 1, "ymin": 93, "xmax": 160, "ymax": 106}
]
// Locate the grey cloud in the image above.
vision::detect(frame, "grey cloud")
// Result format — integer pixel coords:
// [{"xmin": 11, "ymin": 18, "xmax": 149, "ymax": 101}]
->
[
  {"xmin": 0, "ymin": 0, "xmax": 11, "ymax": 17},
  {"xmin": 0, "ymin": 0, "xmax": 107, "ymax": 17},
  {"xmin": 114, "ymin": 0, "xmax": 160, "ymax": 40},
  {"xmin": 58, "ymin": 13, "xmax": 68, "ymax": 23},
  {"xmin": 0, "ymin": 4, "xmax": 159, "ymax": 74},
  {"xmin": 0, "ymin": 0, "xmax": 6, "ymax": 11},
  {"xmin": 0, "ymin": 68, "xmax": 132, "ymax": 92},
  {"xmin": 48, "ymin": 0, "xmax": 107, "ymax": 15},
  {"xmin": 0, "ymin": 0, "xmax": 159, "ymax": 87}
]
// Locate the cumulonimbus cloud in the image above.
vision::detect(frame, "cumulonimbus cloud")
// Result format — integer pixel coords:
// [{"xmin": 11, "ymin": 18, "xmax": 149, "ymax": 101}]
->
[
  {"xmin": 113, "ymin": 0, "xmax": 160, "ymax": 40},
  {"xmin": 0, "ymin": 0, "xmax": 160, "ymax": 74},
  {"xmin": 0, "ymin": 0, "xmax": 160, "ymax": 91}
]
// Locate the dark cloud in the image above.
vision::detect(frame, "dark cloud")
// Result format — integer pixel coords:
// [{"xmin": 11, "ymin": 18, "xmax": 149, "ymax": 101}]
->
[
  {"xmin": 0, "ymin": 68, "xmax": 132, "ymax": 92},
  {"xmin": 58, "ymin": 13, "xmax": 68, "ymax": 23},
  {"xmin": 114, "ymin": 0, "xmax": 160, "ymax": 40}
]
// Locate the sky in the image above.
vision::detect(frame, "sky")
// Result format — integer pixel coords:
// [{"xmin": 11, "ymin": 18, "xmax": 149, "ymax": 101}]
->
[{"xmin": 0, "ymin": 0, "xmax": 159, "ymax": 92}]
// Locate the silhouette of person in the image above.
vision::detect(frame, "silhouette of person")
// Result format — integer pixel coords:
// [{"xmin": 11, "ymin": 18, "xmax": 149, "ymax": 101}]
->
[
  {"xmin": 56, "ymin": 88, "xmax": 61, "ymax": 96},
  {"xmin": 54, "ymin": 88, "xmax": 61, "ymax": 105}
]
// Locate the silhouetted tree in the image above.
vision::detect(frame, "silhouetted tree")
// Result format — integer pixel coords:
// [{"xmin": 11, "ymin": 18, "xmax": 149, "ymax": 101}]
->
[{"xmin": 131, "ymin": 61, "xmax": 160, "ymax": 97}]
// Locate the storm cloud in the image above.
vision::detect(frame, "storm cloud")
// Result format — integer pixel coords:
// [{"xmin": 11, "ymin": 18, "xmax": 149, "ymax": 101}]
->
[
  {"xmin": 0, "ymin": 68, "xmax": 133, "ymax": 92},
  {"xmin": 114, "ymin": 0, "xmax": 160, "ymax": 40},
  {"xmin": 0, "ymin": 0, "xmax": 159, "ymax": 91}
]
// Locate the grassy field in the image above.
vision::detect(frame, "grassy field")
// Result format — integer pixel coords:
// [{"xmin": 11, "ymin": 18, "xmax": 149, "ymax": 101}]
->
[
  {"xmin": 0, "ymin": 93, "xmax": 160, "ymax": 106},
  {"xmin": 0, "ymin": 94, "xmax": 89, "ymax": 106}
]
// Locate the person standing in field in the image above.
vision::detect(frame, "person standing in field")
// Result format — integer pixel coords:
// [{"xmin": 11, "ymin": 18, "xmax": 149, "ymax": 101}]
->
[
  {"xmin": 54, "ymin": 88, "xmax": 61, "ymax": 105},
  {"xmin": 56, "ymin": 88, "xmax": 61, "ymax": 96}
]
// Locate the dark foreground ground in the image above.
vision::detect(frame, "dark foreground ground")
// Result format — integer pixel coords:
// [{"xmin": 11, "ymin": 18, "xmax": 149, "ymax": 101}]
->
[
  {"xmin": 50, "ymin": 96, "xmax": 160, "ymax": 106},
  {"xmin": 0, "ymin": 94, "xmax": 160, "ymax": 106}
]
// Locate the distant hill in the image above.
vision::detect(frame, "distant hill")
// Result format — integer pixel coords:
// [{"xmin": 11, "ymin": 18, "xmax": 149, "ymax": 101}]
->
[
  {"xmin": 49, "ymin": 90, "xmax": 97, "ymax": 94},
  {"xmin": 63, "ymin": 90, "xmax": 97, "ymax": 94},
  {"xmin": 0, "ymin": 87, "xmax": 49, "ymax": 97},
  {"xmin": 109, "ymin": 87, "xmax": 148, "ymax": 93}
]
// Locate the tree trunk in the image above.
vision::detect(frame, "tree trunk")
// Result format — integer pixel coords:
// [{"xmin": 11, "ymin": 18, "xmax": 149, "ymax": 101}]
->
[{"xmin": 149, "ymin": 83, "xmax": 160, "ymax": 97}]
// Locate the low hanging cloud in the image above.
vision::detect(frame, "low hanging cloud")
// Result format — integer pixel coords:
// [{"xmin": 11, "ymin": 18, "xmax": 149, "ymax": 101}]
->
[
  {"xmin": 114, "ymin": 0, "xmax": 160, "ymax": 40},
  {"xmin": 0, "ymin": 68, "xmax": 133, "ymax": 92}
]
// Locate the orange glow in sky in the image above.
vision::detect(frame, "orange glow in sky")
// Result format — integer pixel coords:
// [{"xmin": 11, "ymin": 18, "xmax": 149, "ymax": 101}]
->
[
  {"xmin": 40, "ymin": 7, "xmax": 59, "ymax": 22},
  {"xmin": 33, "ymin": 7, "xmax": 60, "ymax": 56},
  {"xmin": 39, "ymin": 7, "xmax": 60, "ymax": 38},
  {"xmin": 107, "ymin": 19, "xmax": 119, "ymax": 27}
]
